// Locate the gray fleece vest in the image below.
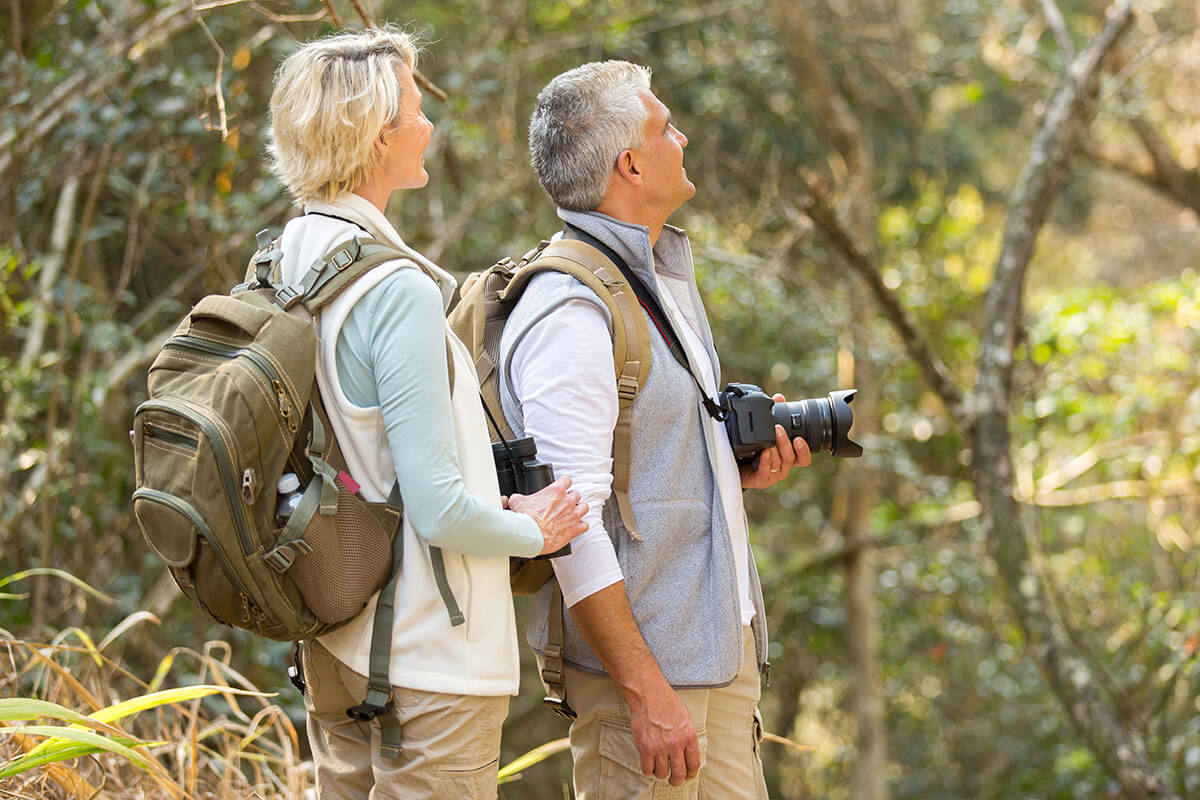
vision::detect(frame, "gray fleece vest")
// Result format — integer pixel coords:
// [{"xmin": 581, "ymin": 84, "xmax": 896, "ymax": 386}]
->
[{"xmin": 498, "ymin": 210, "xmax": 767, "ymax": 688}]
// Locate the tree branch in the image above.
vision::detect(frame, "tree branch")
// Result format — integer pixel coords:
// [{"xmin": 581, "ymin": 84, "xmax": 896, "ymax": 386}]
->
[
  {"xmin": 1039, "ymin": 0, "xmax": 1076, "ymax": 61},
  {"xmin": 970, "ymin": 0, "xmax": 1180, "ymax": 795},
  {"xmin": 794, "ymin": 171, "xmax": 966, "ymax": 420},
  {"xmin": 0, "ymin": 1, "xmax": 195, "ymax": 180}
]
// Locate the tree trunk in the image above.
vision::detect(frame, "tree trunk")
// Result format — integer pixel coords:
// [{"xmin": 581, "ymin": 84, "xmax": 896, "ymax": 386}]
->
[
  {"xmin": 767, "ymin": 3, "xmax": 889, "ymax": 796},
  {"xmin": 971, "ymin": 1, "xmax": 1179, "ymax": 796},
  {"xmin": 840, "ymin": 309, "xmax": 887, "ymax": 800}
]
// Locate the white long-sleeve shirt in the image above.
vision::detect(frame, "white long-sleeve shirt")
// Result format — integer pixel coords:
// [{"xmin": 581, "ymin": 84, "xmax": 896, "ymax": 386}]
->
[{"xmin": 506, "ymin": 264, "xmax": 754, "ymax": 623}]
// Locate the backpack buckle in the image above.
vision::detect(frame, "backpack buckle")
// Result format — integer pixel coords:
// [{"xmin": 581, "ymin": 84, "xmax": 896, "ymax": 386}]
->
[
  {"xmin": 265, "ymin": 539, "xmax": 313, "ymax": 571},
  {"xmin": 346, "ymin": 689, "xmax": 393, "ymax": 722},
  {"xmin": 275, "ymin": 284, "xmax": 304, "ymax": 309},
  {"xmin": 330, "ymin": 238, "xmax": 362, "ymax": 271},
  {"xmin": 543, "ymin": 696, "xmax": 577, "ymax": 720},
  {"xmin": 616, "ymin": 374, "xmax": 639, "ymax": 403}
]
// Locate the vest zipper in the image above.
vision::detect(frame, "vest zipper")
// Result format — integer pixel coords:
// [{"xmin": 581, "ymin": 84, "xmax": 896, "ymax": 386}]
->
[
  {"xmin": 132, "ymin": 487, "xmax": 252, "ymax": 600},
  {"xmin": 137, "ymin": 398, "xmax": 255, "ymax": 560}
]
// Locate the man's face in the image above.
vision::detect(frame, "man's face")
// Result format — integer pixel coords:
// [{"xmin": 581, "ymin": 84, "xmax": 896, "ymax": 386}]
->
[{"xmin": 633, "ymin": 88, "xmax": 695, "ymax": 216}]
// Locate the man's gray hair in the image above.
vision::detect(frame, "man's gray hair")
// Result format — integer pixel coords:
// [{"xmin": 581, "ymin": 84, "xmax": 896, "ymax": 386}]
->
[{"xmin": 528, "ymin": 61, "xmax": 652, "ymax": 212}]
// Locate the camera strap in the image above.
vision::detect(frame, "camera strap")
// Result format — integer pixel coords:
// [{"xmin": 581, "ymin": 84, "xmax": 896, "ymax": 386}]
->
[
  {"xmin": 480, "ymin": 392, "xmax": 521, "ymax": 465},
  {"xmin": 562, "ymin": 224, "xmax": 726, "ymax": 421}
]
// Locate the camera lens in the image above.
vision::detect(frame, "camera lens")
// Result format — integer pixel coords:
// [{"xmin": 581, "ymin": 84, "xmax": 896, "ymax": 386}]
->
[{"xmin": 774, "ymin": 390, "xmax": 862, "ymax": 457}]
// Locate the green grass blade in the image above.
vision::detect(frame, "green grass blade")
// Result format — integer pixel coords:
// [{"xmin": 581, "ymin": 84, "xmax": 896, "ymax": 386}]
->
[
  {"xmin": 0, "ymin": 725, "xmax": 156, "ymax": 779},
  {"xmin": 91, "ymin": 684, "xmax": 264, "ymax": 725},
  {"xmin": 0, "ymin": 736, "xmax": 160, "ymax": 777},
  {"xmin": 147, "ymin": 653, "xmax": 174, "ymax": 692},
  {"xmin": 0, "ymin": 568, "xmax": 115, "ymax": 604},
  {"xmin": 0, "ymin": 698, "xmax": 96, "ymax": 726},
  {"xmin": 497, "ymin": 737, "xmax": 570, "ymax": 784},
  {"xmin": 52, "ymin": 627, "xmax": 104, "ymax": 668},
  {"xmin": 97, "ymin": 610, "xmax": 160, "ymax": 652}
]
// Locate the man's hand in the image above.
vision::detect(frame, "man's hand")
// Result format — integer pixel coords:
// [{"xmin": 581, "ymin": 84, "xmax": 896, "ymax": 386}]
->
[
  {"xmin": 627, "ymin": 674, "xmax": 702, "ymax": 785},
  {"xmin": 740, "ymin": 393, "xmax": 812, "ymax": 489},
  {"xmin": 569, "ymin": 583, "xmax": 702, "ymax": 786}
]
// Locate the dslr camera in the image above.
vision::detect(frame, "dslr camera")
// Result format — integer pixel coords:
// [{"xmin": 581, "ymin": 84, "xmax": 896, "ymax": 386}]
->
[
  {"xmin": 720, "ymin": 383, "xmax": 863, "ymax": 464},
  {"xmin": 493, "ymin": 436, "xmax": 569, "ymax": 558}
]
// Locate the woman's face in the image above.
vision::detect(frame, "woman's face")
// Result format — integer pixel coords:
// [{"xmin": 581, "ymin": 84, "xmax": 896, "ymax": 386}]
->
[{"xmin": 378, "ymin": 65, "xmax": 434, "ymax": 191}]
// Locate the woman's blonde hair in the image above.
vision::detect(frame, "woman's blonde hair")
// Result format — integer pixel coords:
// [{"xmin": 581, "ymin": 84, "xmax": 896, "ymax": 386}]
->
[{"xmin": 268, "ymin": 26, "xmax": 419, "ymax": 205}]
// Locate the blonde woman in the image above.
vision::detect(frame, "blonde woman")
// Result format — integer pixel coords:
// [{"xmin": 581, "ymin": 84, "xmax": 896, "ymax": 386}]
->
[{"xmin": 267, "ymin": 27, "xmax": 587, "ymax": 799}]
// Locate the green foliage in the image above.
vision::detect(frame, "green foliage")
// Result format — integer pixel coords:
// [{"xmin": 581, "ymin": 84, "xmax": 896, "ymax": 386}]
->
[{"xmin": 3, "ymin": 0, "xmax": 1199, "ymax": 798}]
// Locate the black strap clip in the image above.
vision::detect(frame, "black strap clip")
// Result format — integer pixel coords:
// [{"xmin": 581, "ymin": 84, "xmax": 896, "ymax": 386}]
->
[
  {"xmin": 543, "ymin": 695, "xmax": 577, "ymax": 720},
  {"xmin": 346, "ymin": 689, "xmax": 394, "ymax": 722},
  {"xmin": 288, "ymin": 642, "xmax": 306, "ymax": 694},
  {"xmin": 287, "ymin": 663, "xmax": 306, "ymax": 694}
]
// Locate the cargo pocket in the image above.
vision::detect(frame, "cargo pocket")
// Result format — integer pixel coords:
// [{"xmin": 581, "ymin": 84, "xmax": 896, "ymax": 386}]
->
[
  {"xmin": 751, "ymin": 707, "xmax": 769, "ymax": 799},
  {"xmin": 133, "ymin": 489, "xmax": 200, "ymax": 570},
  {"xmin": 435, "ymin": 756, "xmax": 500, "ymax": 797},
  {"xmin": 598, "ymin": 719, "xmax": 706, "ymax": 799}
]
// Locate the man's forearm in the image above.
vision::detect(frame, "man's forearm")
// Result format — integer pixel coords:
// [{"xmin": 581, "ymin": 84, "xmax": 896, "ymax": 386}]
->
[
  {"xmin": 570, "ymin": 581, "xmax": 701, "ymax": 783},
  {"xmin": 569, "ymin": 581, "xmax": 667, "ymax": 700}
]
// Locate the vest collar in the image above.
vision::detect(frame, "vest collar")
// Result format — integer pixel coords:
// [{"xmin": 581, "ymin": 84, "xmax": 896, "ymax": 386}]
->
[{"xmin": 304, "ymin": 194, "xmax": 457, "ymax": 310}]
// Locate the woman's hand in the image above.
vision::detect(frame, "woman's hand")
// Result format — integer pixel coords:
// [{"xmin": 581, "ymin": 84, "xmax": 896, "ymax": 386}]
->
[{"xmin": 505, "ymin": 475, "xmax": 589, "ymax": 556}]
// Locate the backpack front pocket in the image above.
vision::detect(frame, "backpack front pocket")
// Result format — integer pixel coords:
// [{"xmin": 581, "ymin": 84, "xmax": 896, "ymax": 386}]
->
[{"xmin": 132, "ymin": 488, "xmax": 253, "ymax": 626}]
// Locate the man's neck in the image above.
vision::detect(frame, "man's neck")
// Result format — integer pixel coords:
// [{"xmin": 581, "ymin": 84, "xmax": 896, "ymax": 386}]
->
[{"xmin": 593, "ymin": 198, "xmax": 666, "ymax": 247}]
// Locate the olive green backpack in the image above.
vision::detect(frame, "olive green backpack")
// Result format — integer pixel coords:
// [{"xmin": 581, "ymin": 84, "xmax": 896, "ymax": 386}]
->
[
  {"xmin": 132, "ymin": 231, "xmax": 459, "ymax": 756},
  {"xmin": 448, "ymin": 236, "xmax": 651, "ymax": 717}
]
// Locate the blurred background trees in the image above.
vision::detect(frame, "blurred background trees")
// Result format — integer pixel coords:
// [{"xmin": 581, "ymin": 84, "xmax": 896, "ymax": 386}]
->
[{"xmin": 2, "ymin": 0, "xmax": 1198, "ymax": 797}]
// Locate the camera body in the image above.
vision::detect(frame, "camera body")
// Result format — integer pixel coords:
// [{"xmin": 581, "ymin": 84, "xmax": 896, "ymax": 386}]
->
[
  {"xmin": 720, "ymin": 383, "xmax": 863, "ymax": 463},
  {"xmin": 492, "ymin": 436, "xmax": 569, "ymax": 558}
]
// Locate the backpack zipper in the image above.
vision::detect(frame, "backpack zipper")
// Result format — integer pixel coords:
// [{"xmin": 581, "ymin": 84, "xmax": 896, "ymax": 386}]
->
[
  {"xmin": 137, "ymin": 399, "xmax": 255, "ymax": 561},
  {"xmin": 132, "ymin": 487, "xmax": 252, "ymax": 600},
  {"xmin": 163, "ymin": 336, "xmax": 301, "ymax": 433},
  {"xmin": 144, "ymin": 421, "xmax": 199, "ymax": 450}
]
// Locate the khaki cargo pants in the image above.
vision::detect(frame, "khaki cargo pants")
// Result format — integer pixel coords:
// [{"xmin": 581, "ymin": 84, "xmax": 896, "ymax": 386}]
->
[
  {"xmin": 302, "ymin": 640, "xmax": 508, "ymax": 800},
  {"xmin": 562, "ymin": 626, "xmax": 769, "ymax": 799}
]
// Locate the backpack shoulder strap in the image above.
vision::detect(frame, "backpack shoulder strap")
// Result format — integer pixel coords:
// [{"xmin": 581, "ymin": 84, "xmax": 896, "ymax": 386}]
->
[
  {"xmin": 298, "ymin": 237, "xmax": 456, "ymax": 393},
  {"xmin": 508, "ymin": 238, "xmax": 651, "ymax": 539},
  {"xmin": 290, "ymin": 238, "xmax": 420, "ymax": 312}
]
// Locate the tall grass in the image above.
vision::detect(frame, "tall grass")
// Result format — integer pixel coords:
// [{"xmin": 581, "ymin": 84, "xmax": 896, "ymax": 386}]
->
[
  {"xmin": 1, "ymin": 571, "xmax": 308, "ymax": 799},
  {"xmin": 1, "ymin": 571, "xmax": 809, "ymax": 798}
]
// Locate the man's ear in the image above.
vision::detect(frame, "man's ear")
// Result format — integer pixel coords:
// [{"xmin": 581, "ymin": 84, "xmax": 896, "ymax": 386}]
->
[{"xmin": 613, "ymin": 148, "xmax": 643, "ymax": 186}]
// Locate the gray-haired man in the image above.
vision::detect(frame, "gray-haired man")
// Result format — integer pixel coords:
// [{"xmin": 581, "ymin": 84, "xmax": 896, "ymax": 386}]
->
[{"xmin": 498, "ymin": 61, "xmax": 811, "ymax": 798}]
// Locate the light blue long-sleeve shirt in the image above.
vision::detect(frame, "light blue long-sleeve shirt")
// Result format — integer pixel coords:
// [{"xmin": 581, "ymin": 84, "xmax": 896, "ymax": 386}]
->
[{"xmin": 334, "ymin": 266, "xmax": 542, "ymax": 558}]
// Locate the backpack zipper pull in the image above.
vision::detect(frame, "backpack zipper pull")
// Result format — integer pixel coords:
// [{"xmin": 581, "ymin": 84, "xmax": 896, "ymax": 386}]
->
[
  {"xmin": 242, "ymin": 467, "xmax": 259, "ymax": 505},
  {"xmin": 274, "ymin": 381, "xmax": 296, "ymax": 432}
]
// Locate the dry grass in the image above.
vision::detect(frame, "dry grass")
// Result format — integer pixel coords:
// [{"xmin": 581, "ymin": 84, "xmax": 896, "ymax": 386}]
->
[{"xmin": 0, "ymin": 621, "xmax": 310, "ymax": 800}]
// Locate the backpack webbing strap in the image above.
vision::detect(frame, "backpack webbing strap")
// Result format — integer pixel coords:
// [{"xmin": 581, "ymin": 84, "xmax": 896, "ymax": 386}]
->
[
  {"xmin": 303, "ymin": 240, "xmax": 424, "ymax": 311},
  {"xmin": 540, "ymin": 579, "xmax": 575, "ymax": 719},
  {"xmin": 429, "ymin": 547, "xmax": 466, "ymax": 627},
  {"xmin": 504, "ymin": 240, "xmax": 652, "ymax": 539},
  {"xmin": 346, "ymin": 481, "xmax": 405, "ymax": 759},
  {"xmin": 302, "ymin": 238, "xmax": 457, "ymax": 395},
  {"xmin": 264, "ymin": 408, "xmax": 338, "ymax": 571}
]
